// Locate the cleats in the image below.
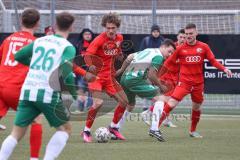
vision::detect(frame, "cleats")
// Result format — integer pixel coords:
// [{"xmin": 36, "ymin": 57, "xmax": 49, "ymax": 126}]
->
[
  {"xmin": 163, "ymin": 121, "xmax": 177, "ymax": 128},
  {"xmin": 189, "ymin": 131, "xmax": 203, "ymax": 138},
  {"xmin": 81, "ymin": 131, "xmax": 92, "ymax": 143},
  {"xmin": 108, "ymin": 127, "xmax": 126, "ymax": 140},
  {"xmin": 149, "ymin": 129, "xmax": 165, "ymax": 142}
]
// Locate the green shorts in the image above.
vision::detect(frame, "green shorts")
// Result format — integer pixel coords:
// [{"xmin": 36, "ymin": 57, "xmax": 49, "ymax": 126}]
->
[
  {"xmin": 120, "ymin": 76, "xmax": 159, "ymax": 104},
  {"xmin": 14, "ymin": 97, "xmax": 69, "ymax": 128}
]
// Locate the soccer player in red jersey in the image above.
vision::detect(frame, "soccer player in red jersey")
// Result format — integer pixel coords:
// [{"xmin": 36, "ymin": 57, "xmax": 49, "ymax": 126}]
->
[
  {"xmin": 159, "ymin": 28, "xmax": 186, "ymax": 92},
  {"xmin": 175, "ymin": 28, "xmax": 186, "ymax": 47},
  {"xmin": 0, "ymin": 9, "xmax": 43, "ymax": 160},
  {"xmin": 158, "ymin": 29, "xmax": 186, "ymax": 127},
  {"xmin": 82, "ymin": 12, "xmax": 129, "ymax": 142},
  {"xmin": 156, "ymin": 23, "xmax": 232, "ymax": 141}
]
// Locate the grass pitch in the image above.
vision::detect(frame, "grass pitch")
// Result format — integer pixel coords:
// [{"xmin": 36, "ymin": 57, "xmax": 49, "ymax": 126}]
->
[{"xmin": 0, "ymin": 113, "xmax": 240, "ymax": 160}]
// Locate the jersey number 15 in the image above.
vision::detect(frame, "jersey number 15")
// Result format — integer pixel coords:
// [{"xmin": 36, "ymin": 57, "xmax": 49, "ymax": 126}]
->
[{"xmin": 4, "ymin": 42, "xmax": 24, "ymax": 67}]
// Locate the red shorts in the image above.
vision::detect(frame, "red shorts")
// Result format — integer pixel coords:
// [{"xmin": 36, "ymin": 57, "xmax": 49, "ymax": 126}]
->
[
  {"xmin": 0, "ymin": 85, "xmax": 21, "ymax": 117},
  {"xmin": 171, "ymin": 82, "xmax": 204, "ymax": 104},
  {"xmin": 88, "ymin": 77, "xmax": 123, "ymax": 96}
]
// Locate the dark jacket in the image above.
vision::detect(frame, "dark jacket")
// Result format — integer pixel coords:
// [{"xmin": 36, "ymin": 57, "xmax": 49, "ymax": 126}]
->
[
  {"xmin": 139, "ymin": 35, "xmax": 165, "ymax": 51},
  {"xmin": 73, "ymin": 28, "xmax": 94, "ymax": 67}
]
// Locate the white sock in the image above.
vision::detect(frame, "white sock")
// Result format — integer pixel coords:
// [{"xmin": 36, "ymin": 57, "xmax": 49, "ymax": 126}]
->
[
  {"xmin": 43, "ymin": 131, "xmax": 69, "ymax": 160},
  {"xmin": 30, "ymin": 158, "xmax": 39, "ymax": 160},
  {"xmin": 150, "ymin": 101, "xmax": 164, "ymax": 131},
  {"xmin": 84, "ymin": 126, "xmax": 91, "ymax": 132},
  {"xmin": 110, "ymin": 121, "xmax": 118, "ymax": 128},
  {"xmin": 0, "ymin": 135, "xmax": 18, "ymax": 160},
  {"xmin": 117, "ymin": 110, "xmax": 130, "ymax": 129}
]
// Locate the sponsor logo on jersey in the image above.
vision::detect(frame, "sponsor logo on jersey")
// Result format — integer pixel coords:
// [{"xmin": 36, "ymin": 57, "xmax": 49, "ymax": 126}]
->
[
  {"xmin": 185, "ymin": 56, "xmax": 201, "ymax": 62},
  {"xmin": 103, "ymin": 41, "xmax": 121, "ymax": 55},
  {"xmin": 196, "ymin": 48, "xmax": 203, "ymax": 54}
]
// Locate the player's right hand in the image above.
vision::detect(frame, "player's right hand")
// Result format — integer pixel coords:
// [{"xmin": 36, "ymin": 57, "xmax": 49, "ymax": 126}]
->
[
  {"xmin": 224, "ymin": 68, "xmax": 232, "ymax": 77},
  {"xmin": 84, "ymin": 72, "xmax": 98, "ymax": 82},
  {"xmin": 88, "ymin": 65, "xmax": 97, "ymax": 74}
]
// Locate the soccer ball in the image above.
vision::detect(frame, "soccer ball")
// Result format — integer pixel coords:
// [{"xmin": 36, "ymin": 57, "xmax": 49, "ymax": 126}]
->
[{"xmin": 95, "ymin": 127, "xmax": 111, "ymax": 143}]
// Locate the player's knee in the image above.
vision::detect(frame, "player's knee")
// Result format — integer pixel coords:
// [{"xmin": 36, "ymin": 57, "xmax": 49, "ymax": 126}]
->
[
  {"xmin": 58, "ymin": 122, "xmax": 72, "ymax": 135},
  {"xmin": 192, "ymin": 102, "xmax": 202, "ymax": 110},
  {"xmin": 119, "ymin": 99, "xmax": 129, "ymax": 107},
  {"xmin": 168, "ymin": 98, "xmax": 179, "ymax": 108},
  {"xmin": 127, "ymin": 105, "xmax": 134, "ymax": 112},
  {"xmin": 64, "ymin": 126, "xmax": 72, "ymax": 135},
  {"xmin": 32, "ymin": 115, "xmax": 42, "ymax": 124},
  {"xmin": 93, "ymin": 99, "xmax": 104, "ymax": 108}
]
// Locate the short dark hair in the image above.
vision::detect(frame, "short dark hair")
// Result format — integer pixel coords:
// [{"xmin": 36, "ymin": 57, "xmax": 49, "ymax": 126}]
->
[
  {"xmin": 178, "ymin": 28, "xmax": 185, "ymax": 34},
  {"xmin": 56, "ymin": 12, "xmax": 75, "ymax": 31},
  {"xmin": 185, "ymin": 23, "xmax": 197, "ymax": 30},
  {"xmin": 101, "ymin": 12, "xmax": 121, "ymax": 28},
  {"xmin": 21, "ymin": 8, "xmax": 40, "ymax": 28},
  {"xmin": 161, "ymin": 39, "xmax": 176, "ymax": 50}
]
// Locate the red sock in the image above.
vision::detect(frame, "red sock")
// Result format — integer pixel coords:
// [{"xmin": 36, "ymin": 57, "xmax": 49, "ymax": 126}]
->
[
  {"xmin": 190, "ymin": 109, "xmax": 201, "ymax": 132},
  {"xmin": 86, "ymin": 106, "xmax": 99, "ymax": 129},
  {"xmin": 158, "ymin": 103, "xmax": 173, "ymax": 127},
  {"xmin": 112, "ymin": 104, "xmax": 126, "ymax": 124},
  {"xmin": 149, "ymin": 105, "xmax": 154, "ymax": 112},
  {"xmin": 30, "ymin": 123, "xmax": 42, "ymax": 158}
]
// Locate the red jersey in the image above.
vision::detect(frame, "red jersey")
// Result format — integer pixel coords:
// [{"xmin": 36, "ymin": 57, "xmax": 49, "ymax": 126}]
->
[
  {"xmin": 167, "ymin": 41, "xmax": 225, "ymax": 84},
  {"xmin": 175, "ymin": 41, "xmax": 180, "ymax": 47},
  {"xmin": 0, "ymin": 31, "xmax": 35, "ymax": 86},
  {"xmin": 160, "ymin": 54, "xmax": 179, "ymax": 82},
  {"xmin": 159, "ymin": 42, "xmax": 181, "ymax": 82},
  {"xmin": 80, "ymin": 40, "xmax": 90, "ymax": 56},
  {"xmin": 85, "ymin": 32, "xmax": 123, "ymax": 77}
]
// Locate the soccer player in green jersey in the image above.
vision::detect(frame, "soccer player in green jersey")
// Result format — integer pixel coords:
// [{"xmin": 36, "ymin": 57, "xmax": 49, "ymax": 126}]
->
[
  {"xmin": 113, "ymin": 39, "xmax": 176, "ymax": 141},
  {"xmin": 0, "ymin": 12, "xmax": 94, "ymax": 160}
]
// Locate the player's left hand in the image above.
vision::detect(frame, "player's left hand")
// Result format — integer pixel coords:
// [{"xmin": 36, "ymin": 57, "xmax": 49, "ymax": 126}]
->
[
  {"xmin": 159, "ymin": 84, "xmax": 169, "ymax": 94},
  {"xmin": 224, "ymin": 68, "xmax": 232, "ymax": 77},
  {"xmin": 158, "ymin": 80, "xmax": 174, "ymax": 94},
  {"xmin": 116, "ymin": 54, "xmax": 124, "ymax": 62}
]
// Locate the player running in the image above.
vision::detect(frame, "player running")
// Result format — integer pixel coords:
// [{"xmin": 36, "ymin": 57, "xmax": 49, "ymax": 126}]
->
[
  {"xmin": 142, "ymin": 29, "xmax": 186, "ymax": 128},
  {"xmin": 81, "ymin": 12, "xmax": 130, "ymax": 143},
  {"xmin": 156, "ymin": 23, "xmax": 232, "ymax": 141},
  {"xmin": 114, "ymin": 39, "xmax": 176, "ymax": 141},
  {"xmin": 0, "ymin": 8, "xmax": 43, "ymax": 160},
  {"xmin": 0, "ymin": 12, "xmax": 93, "ymax": 160}
]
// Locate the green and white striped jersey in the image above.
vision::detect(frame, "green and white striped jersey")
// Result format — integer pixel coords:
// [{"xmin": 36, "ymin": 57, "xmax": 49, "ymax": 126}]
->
[
  {"xmin": 123, "ymin": 48, "xmax": 164, "ymax": 79},
  {"xmin": 18, "ymin": 35, "xmax": 76, "ymax": 103}
]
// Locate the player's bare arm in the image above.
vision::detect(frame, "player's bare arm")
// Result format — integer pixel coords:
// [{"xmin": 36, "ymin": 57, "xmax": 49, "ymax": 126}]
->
[
  {"xmin": 115, "ymin": 53, "xmax": 134, "ymax": 77},
  {"xmin": 72, "ymin": 62, "xmax": 97, "ymax": 82},
  {"xmin": 148, "ymin": 66, "xmax": 168, "ymax": 93},
  {"xmin": 206, "ymin": 46, "xmax": 233, "ymax": 77}
]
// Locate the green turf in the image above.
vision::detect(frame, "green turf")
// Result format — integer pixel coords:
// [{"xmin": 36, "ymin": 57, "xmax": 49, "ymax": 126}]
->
[{"xmin": 0, "ymin": 113, "xmax": 240, "ymax": 160}]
